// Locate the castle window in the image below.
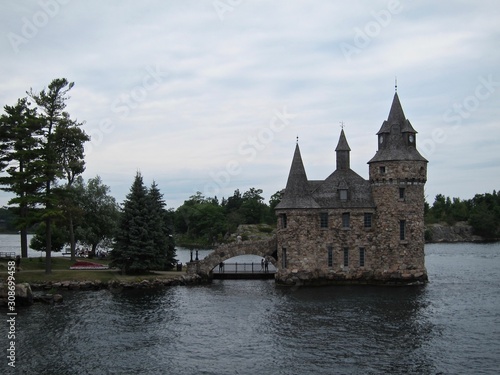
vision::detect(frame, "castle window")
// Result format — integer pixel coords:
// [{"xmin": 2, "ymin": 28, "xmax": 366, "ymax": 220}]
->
[
  {"xmin": 343, "ymin": 247, "xmax": 349, "ymax": 267},
  {"xmin": 320, "ymin": 212, "xmax": 328, "ymax": 228},
  {"xmin": 339, "ymin": 189, "xmax": 348, "ymax": 201},
  {"xmin": 282, "ymin": 248, "xmax": 287, "ymax": 269},
  {"xmin": 379, "ymin": 166, "xmax": 386, "ymax": 174},
  {"xmin": 342, "ymin": 212, "xmax": 350, "ymax": 228},
  {"xmin": 364, "ymin": 213, "xmax": 372, "ymax": 228},
  {"xmin": 400, "ymin": 220, "xmax": 406, "ymax": 240},
  {"xmin": 280, "ymin": 214, "xmax": 287, "ymax": 229},
  {"xmin": 399, "ymin": 187, "xmax": 405, "ymax": 200},
  {"xmin": 327, "ymin": 246, "xmax": 333, "ymax": 267},
  {"xmin": 359, "ymin": 247, "xmax": 365, "ymax": 267}
]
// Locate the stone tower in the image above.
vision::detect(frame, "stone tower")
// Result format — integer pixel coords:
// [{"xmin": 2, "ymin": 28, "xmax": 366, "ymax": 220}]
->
[{"xmin": 367, "ymin": 92, "xmax": 428, "ymax": 282}]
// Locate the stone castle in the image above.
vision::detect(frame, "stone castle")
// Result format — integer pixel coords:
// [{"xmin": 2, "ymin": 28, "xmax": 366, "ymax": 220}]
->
[{"xmin": 274, "ymin": 92, "xmax": 428, "ymax": 285}]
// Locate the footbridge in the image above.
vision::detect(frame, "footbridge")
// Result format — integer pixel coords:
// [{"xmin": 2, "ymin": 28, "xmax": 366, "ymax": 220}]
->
[{"xmin": 186, "ymin": 236, "xmax": 277, "ymax": 280}]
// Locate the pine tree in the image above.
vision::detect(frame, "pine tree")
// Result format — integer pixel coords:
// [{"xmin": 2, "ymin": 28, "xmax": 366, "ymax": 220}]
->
[
  {"xmin": 27, "ymin": 78, "xmax": 89, "ymax": 273},
  {"xmin": 147, "ymin": 181, "xmax": 176, "ymax": 270},
  {"xmin": 0, "ymin": 98, "xmax": 44, "ymax": 257},
  {"xmin": 110, "ymin": 173, "xmax": 155, "ymax": 274}
]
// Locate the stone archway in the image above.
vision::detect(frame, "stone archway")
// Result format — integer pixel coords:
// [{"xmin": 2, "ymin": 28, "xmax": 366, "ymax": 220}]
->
[{"xmin": 186, "ymin": 236, "xmax": 277, "ymax": 279}]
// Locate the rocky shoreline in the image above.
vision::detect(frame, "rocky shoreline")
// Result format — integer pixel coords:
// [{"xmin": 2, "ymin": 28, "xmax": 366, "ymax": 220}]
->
[
  {"xmin": 29, "ymin": 273, "xmax": 204, "ymax": 291},
  {"xmin": 425, "ymin": 222, "xmax": 488, "ymax": 243},
  {"xmin": 0, "ymin": 274, "xmax": 205, "ymax": 307}
]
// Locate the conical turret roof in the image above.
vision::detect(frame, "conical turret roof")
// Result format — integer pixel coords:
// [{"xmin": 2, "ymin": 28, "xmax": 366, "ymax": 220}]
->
[
  {"xmin": 335, "ymin": 129, "xmax": 351, "ymax": 151},
  {"xmin": 275, "ymin": 143, "xmax": 320, "ymax": 209},
  {"xmin": 369, "ymin": 92, "xmax": 427, "ymax": 163}
]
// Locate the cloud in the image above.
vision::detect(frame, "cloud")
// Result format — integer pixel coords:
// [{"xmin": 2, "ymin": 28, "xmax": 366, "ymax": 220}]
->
[{"xmin": 1, "ymin": 0, "xmax": 499, "ymax": 209}]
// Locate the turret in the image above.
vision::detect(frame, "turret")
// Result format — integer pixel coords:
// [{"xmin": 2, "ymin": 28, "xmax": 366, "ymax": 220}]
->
[
  {"xmin": 368, "ymin": 91, "xmax": 428, "ymax": 283},
  {"xmin": 335, "ymin": 129, "xmax": 351, "ymax": 170}
]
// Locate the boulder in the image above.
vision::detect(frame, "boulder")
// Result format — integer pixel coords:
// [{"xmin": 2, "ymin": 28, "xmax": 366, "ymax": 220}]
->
[
  {"xmin": 16, "ymin": 283, "xmax": 34, "ymax": 306},
  {"xmin": 0, "ymin": 283, "xmax": 34, "ymax": 306}
]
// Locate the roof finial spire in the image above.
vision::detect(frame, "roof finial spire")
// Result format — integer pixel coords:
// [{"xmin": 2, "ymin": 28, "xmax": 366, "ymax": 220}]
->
[
  {"xmin": 296, "ymin": 135, "xmax": 299, "ymax": 144},
  {"xmin": 395, "ymin": 76, "xmax": 398, "ymax": 93},
  {"xmin": 339, "ymin": 121, "xmax": 345, "ymax": 129}
]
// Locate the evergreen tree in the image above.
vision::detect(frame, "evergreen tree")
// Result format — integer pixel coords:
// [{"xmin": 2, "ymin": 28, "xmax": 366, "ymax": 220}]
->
[
  {"xmin": 0, "ymin": 98, "xmax": 44, "ymax": 257},
  {"xmin": 27, "ymin": 78, "xmax": 89, "ymax": 273},
  {"xmin": 147, "ymin": 181, "xmax": 176, "ymax": 270},
  {"xmin": 110, "ymin": 173, "xmax": 158, "ymax": 274}
]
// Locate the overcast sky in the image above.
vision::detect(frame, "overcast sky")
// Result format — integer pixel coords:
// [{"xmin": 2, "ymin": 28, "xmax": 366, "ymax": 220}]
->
[{"xmin": 1, "ymin": 0, "xmax": 499, "ymax": 210}]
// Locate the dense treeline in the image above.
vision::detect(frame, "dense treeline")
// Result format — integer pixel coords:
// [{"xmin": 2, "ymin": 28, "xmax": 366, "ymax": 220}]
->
[
  {"xmin": 425, "ymin": 191, "xmax": 500, "ymax": 238},
  {"xmin": 173, "ymin": 188, "xmax": 281, "ymax": 246},
  {"xmin": 4, "ymin": 189, "xmax": 499, "ymax": 244}
]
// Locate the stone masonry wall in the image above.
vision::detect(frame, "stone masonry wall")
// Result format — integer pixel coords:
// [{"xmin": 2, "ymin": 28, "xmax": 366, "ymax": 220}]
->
[
  {"xmin": 276, "ymin": 208, "xmax": 380, "ymax": 285},
  {"xmin": 275, "ymin": 157, "xmax": 428, "ymax": 286},
  {"xmin": 369, "ymin": 159, "xmax": 428, "ymax": 282}
]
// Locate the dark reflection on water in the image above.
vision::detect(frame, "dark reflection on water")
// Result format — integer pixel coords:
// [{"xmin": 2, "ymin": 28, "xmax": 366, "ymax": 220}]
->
[{"xmin": 6, "ymin": 243, "xmax": 500, "ymax": 374}]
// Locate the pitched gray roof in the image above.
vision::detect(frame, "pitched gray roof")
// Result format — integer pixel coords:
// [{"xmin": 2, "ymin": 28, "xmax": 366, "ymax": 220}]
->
[
  {"xmin": 276, "ymin": 134, "xmax": 374, "ymax": 210},
  {"xmin": 312, "ymin": 169, "xmax": 374, "ymax": 208}
]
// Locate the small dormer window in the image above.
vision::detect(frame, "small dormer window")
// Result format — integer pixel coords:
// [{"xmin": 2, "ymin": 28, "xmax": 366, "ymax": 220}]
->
[
  {"xmin": 339, "ymin": 189, "xmax": 348, "ymax": 201},
  {"xmin": 408, "ymin": 134, "xmax": 415, "ymax": 144}
]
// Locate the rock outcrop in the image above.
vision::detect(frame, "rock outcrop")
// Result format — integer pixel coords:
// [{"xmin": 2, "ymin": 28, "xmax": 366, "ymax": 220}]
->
[{"xmin": 425, "ymin": 222, "xmax": 484, "ymax": 243}]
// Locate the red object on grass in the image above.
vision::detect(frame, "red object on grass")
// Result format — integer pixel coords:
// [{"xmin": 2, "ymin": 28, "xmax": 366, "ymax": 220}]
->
[{"xmin": 69, "ymin": 261, "xmax": 109, "ymax": 270}]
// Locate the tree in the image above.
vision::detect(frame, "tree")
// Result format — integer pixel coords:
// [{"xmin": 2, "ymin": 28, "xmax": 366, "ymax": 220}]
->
[
  {"xmin": 110, "ymin": 173, "xmax": 173, "ymax": 274},
  {"xmin": 30, "ymin": 220, "xmax": 69, "ymax": 254},
  {"xmin": 175, "ymin": 192, "xmax": 227, "ymax": 246},
  {"xmin": 147, "ymin": 181, "xmax": 176, "ymax": 270},
  {"xmin": 56, "ymin": 114, "xmax": 90, "ymax": 260},
  {"xmin": 74, "ymin": 176, "xmax": 120, "ymax": 260},
  {"xmin": 469, "ymin": 192, "xmax": 500, "ymax": 238},
  {"xmin": 269, "ymin": 190, "xmax": 282, "ymax": 211},
  {"xmin": 27, "ymin": 78, "xmax": 89, "ymax": 273},
  {"xmin": 0, "ymin": 98, "xmax": 43, "ymax": 257},
  {"xmin": 240, "ymin": 187, "xmax": 269, "ymax": 224}
]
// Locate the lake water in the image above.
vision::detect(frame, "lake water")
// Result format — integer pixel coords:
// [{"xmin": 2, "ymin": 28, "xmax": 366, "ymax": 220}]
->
[{"xmin": 1, "ymin": 236, "xmax": 500, "ymax": 374}]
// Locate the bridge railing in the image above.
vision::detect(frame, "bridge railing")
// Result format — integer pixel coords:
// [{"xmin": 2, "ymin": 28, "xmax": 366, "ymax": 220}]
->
[{"xmin": 212, "ymin": 262, "xmax": 276, "ymax": 274}]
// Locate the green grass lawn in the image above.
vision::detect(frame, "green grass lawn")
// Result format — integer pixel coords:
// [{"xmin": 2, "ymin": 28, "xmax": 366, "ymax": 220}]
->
[{"xmin": 0, "ymin": 257, "xmax": 184, "ymax": 284}]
